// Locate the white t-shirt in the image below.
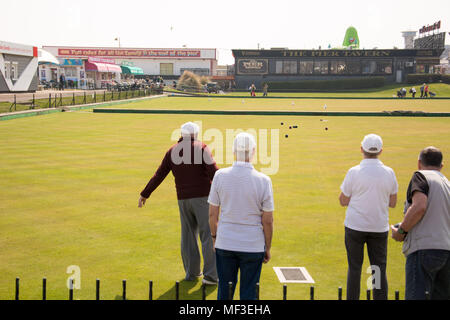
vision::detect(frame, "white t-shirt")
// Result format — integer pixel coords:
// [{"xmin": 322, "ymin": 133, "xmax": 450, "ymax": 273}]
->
[
  {"xmin": 208, "ymin": 161, "xmax": 274, "ymax": 252},
  {"xmin": 340, "ymin": 159, "xmax": 398, "ymax": 232}
]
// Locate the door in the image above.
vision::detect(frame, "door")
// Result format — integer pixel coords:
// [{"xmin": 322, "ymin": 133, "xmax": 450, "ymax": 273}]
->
[{"xmin": 396, "ymin": 70, "xmax": 402, "ymax": 83}]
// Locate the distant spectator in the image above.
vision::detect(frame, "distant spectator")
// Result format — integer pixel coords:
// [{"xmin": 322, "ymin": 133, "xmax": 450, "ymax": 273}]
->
[
  {"xmin": 424, "ymin": 84, "xmax": 429, "ymax": 98},
  {"xmin": 401, "ymin": 88, "xmax": 407, "ymax": 97},
  {"xmin": 429, "ymin": 91, "xmax": 436, "ymax": 98},
  {"xmin": 409, "ymin": 87, "xmax": 416, "ymax": 98},
  {"xmin": 59, "ymin": 74, "xmax": 65, "ymax": 91},
  {"xmin": 420, "ymin": 83, "xmax": 425, "ymax": 98},
  {"xmin": 250, "ymin": 84, "xmax": 256, "ymax": 97},
  {"xmin": 262, "ymin": 83, "xmax": 268, "ymax": 97}
]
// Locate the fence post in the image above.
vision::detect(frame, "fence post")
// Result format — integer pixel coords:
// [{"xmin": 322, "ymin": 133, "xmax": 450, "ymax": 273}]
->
[
  {"xmin": 69, "ymin": 278, "xmax": 74, "ymax": 300},
  {"xmin": 96, "ymin": 279, "xmax": 100, "ymax": 300},
  {"xmin": 104, "ymin": 91, "xmax": 106, "ymax": 102},
  {"xmin": 425, "ymin": 291, "xmax": 430, "ymax": 300},
  {"xmin": 338, "ymin": 287, "xmax": 343, "ymax": 300},
  {"xmin": 202, "ymin": 283, "xmax": 206, "ymax": 300},
  {"xmin": 310, "ymin": 286, "xmax": 315, "ymax": 300},
  {"xmin": 149, "ymin": 281, "xmax": 153, "ymax": 300},
  {"xmin": 60, "ymin": 93, "xmax": 62, "ymax": 107},
  {"xmin": 122, "ymin": 280, "xmax": 127, "ymax": 300},
  {"xmin": 42, "ymin": 278, "xmax": 47, "ymax": 300},
  {"xmin": 395, "ymin": 291, "xmax": 399, "ymax": 300},
  {"xmin": 366, "ymin": 289, "xmax": 371, "ymax": 301},
  {"xmin": 175, "ymin": 281, "xmax": 180, "ymax": 300},
  {"xmin": 283, "ymin": 284, "xmax": 287, "ymax": 300},
  {"xmin": 83, "ymin": 91, "xmax": 86, "ymax": 104},
  {"xmin": 15, "ymin": 278, "xmax": 19, "ymax": 300},
  {"xmin": 256, "ymin": 282, "xmax": 260, "ymax": 300},
  {"xmin": 94, "ymin": 92, "xmax": 97, "ymax": 103},
  {"xmin": 49, "ymin": 94, "xmax": 52, "ymax": 108},
  {"xmin": 228, "ymin": 281, "xmax": 233, "ymax": 301},
  {"xmin": 31, "ymin": 94, "xmax": 35, "ymax": 109}
]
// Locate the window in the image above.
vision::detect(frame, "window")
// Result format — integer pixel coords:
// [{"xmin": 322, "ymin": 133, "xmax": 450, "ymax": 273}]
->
[
  {"xmin": 4, "ymin": 61, "xmax": 10, "ymax": 79},
  {"xmin": 299, "ymin": 61, "xmax": 313, "ymax": 74},
  {"xmin": 329, "ymin": 61, "xmax": 347, "ymax": 74},
  {"xmin": 313, "ymin": 60, "xmax": 328, "ymax": 74},
  {"xmin": 275, "ymin": 60, "xmax": 297, "ymax": 74},
  {"xmin": 64, "ymin": 67, "xmax": 77, "ymax": 77},
  {"xmin": 347, "ymin": 60, "xmax": 361, "ymax": 74},
  {"xmin": 160, "ymin": 63, "xmax": 174, "ymax": 75},
  {"xmin": 376, "ymin": 60, "xmax": 393, "ymax": 74},
  {"xmin": 362, "ymin": 60, "xmax": 377, "ymax": 74},
  {"xmin": 11, "ymin": 62, "xmax": 19, "ymax": 80}
]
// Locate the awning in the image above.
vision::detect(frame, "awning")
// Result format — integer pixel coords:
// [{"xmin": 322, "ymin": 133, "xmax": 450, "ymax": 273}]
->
[
  {"xmin": 121, "ymin": 65, "xmax": 144, "ymax": 75},
  {"xmin": 38, "ymin": 49, "xmax": 60, "ymax": 65},
  {"xmin": 85, "ymin": 61, "xmax": 122, "ymax": 73}
]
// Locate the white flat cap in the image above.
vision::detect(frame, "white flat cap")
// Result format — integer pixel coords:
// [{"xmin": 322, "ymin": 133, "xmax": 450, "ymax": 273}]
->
[
  {"xmin": 180, "ymin": 122, "xmax": 199, "ymax": 136},
  {"xmin": 361, "ymin": 134, "xmax": 383, "ymax": 153},
  {"xmin": 233, "ymin": 132, "xmax": 256, "ymax": 153}
]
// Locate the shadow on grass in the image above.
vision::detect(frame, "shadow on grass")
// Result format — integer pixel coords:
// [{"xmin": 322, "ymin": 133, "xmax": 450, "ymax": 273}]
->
[{"xmin": 157, "ymin": 279, "xmax": 216, "ymax": 300}]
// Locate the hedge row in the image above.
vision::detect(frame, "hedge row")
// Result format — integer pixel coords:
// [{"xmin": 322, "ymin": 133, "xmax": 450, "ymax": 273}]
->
[
  {"xmin": 265, "ymin": 77, "xmax": 385, "ymax": 91},
  {"xmin": 406, "ymin": 74, "xmax": 450, "ymax": 84}
]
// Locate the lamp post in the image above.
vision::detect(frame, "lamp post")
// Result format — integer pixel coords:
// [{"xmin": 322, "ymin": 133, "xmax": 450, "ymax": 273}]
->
[{"xmin": 114, "ymin": 37, "xmax": 121, "ymax": 48}]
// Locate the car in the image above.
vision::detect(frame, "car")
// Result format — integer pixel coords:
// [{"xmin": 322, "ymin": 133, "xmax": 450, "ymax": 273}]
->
[{"xmin": 206, "ymin": 82, "xmax": 220, "ymax": 94}]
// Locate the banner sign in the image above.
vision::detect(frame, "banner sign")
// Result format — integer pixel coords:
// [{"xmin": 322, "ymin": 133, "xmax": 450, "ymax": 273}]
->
[
  {"xmin": 88, "ymin": 57, "xmax": 116, "ymax": 65},
  {"xmin": 237, "ymin": 59, "xmax": 268, "ymax": 75},
  {"xmin": 233, "ymin": 49, "xmax": 443, "ymax": 58},
  {"xmin": 419, "ymin": 21, "xmax": 441, "ymax": 34},
  {"xmin": 0, "ymin": 41, "xmax": 37, "ymax": 57},
  {"xmin": 59, "ymin": 48, "xmax": 201, "ymax": 58},
  {"xmin": 61, "ymin": 59, "xmax": 83, "ymax": 66}
]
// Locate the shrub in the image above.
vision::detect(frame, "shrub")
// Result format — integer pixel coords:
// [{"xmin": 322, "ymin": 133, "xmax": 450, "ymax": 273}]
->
[
  {"xmin": 265, "ymin": 77, "xmax": 385, "ymax": 91},
  {"xmin": 406, "ymin": 74, "xmax": 442, "ymax": 84},
  {"xmin": 177, "ymin": 71, "xmax": 202, "ymax": 92},
  {"xmin": 441, "ymin": 74, "xmax": 450, "ymax": 84},
  {"xmin": 199, "ymin": 76, "xmax": 210, "ymax": 86}
]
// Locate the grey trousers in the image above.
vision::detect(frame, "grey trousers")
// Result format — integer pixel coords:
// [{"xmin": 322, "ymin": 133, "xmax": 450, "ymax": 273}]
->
[{"xmin": 177, "ymin": 197, "xmax": 217, "ymax": 281}]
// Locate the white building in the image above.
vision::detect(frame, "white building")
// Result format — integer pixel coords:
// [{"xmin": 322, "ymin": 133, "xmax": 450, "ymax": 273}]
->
[
  {"xmin": 42, "ymin": 46, "xmax": 217, "ymax": 81},
  {"xmin": 0, "ymin": 40, "xmax": 39, "ymax": 93}
]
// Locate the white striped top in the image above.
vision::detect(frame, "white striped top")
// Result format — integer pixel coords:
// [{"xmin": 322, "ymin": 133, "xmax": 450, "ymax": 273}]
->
[{"xmin": 208, "ymin": 161, "xmax": 274, "ymax": 252}]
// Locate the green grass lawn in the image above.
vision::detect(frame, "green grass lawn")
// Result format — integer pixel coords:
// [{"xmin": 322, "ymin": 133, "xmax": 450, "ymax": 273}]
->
[
  {"xmin": 111, "ymin": 95, "xmax": 450, "ymax": 113},
  {"xmin": 0, "ymin": 99, "xmax": 449, "ymax": 300},
  {"xmin": 227, "ymin": 83, "xmax": 450, "ymax": 98},
  {"xmin": 168, "ymin": 83, "xmax": 450, "ymax": 98}
]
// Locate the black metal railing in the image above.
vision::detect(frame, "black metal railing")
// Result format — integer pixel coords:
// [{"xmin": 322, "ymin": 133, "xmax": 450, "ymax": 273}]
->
[{"xmin": 11, "ymin": 277, "xmax": 407, "ymax": 301}]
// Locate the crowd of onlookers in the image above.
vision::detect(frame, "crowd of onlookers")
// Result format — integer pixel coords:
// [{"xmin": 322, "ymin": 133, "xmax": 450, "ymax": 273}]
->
[{"xmin": 397, "ymin": 83, "xmax": 436, "ymax": 98}]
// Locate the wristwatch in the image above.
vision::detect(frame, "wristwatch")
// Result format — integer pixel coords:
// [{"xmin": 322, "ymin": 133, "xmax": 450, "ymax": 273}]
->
[{"xmin": 398, "ymin": 227, "xmax": 408, "ymax": 235}]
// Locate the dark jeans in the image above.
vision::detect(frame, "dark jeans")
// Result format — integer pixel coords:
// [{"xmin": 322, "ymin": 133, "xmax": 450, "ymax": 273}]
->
[
  {"xmin": 345, "ymin": 227, "xmax": 389, "ymax": 300},
  {"xmin": 405, "ymin": 249, "xmax": 450, "ymax": 300},
  {"xmin": 215, "ymin": 248, "xmax": 265, "ymax": 300}
]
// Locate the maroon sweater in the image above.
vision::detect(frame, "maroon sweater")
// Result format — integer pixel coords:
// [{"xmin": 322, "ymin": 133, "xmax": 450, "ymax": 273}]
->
[{"xmin": 140, "ymin": 138, "xmax": 218, "ymax": 200}]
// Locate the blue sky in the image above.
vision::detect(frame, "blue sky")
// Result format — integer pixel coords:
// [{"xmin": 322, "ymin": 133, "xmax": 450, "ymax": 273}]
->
[{"xmin": 1, "ymin": 0, "xmax": 449, "ymax": 64}]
